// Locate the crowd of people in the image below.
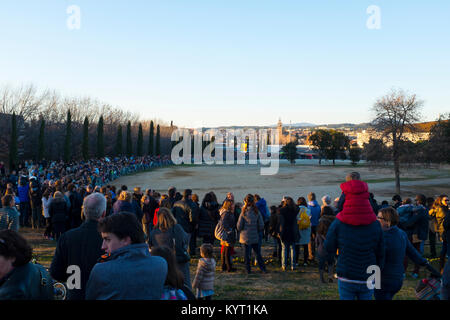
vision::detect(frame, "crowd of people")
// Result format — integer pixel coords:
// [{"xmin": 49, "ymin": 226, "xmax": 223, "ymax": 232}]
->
[{"xmin": 0, "ymin": 162, "xmax": 449, "ymax": 300}]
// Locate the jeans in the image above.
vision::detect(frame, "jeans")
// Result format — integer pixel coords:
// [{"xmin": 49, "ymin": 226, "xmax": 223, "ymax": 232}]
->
[
  {"xmin": 178, "ymin": 261, "xmax": 191, "ymax": 290},
  {"xmin": 338, "ymin": 280, "xmax": 373, "ymax": 300},
  {"xmin": 244, "ymin": 243, "xmax": 266, "ymax": 273},
  {"xmin": 281, "ymin": 241, "xmax": 296, "ymax": 269}
]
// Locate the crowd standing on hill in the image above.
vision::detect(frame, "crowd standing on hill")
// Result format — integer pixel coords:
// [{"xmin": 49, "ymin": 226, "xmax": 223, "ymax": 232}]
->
[{"xmin": 0, "ymin": 161, "xmax": 449, "ymax": 300}]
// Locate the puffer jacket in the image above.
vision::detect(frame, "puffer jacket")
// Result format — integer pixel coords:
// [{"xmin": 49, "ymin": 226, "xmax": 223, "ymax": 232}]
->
[
  {"xmin": 325, "ymin": 218, "xmax": 385, "ymax": 281},
  {"xmin": 237, "ymin": 208, "xmax": 264, "ymax": 245},
  {"xmin": 307, "ymin": 200, "xmax": 321, "ymax": 227},
  {"xmin": 219, "ymin": 209, "xmax": 236, "ymax": 246},
  {"xmin": 192, "ymin": 258, "xmax": 216, "ymax": 291}
]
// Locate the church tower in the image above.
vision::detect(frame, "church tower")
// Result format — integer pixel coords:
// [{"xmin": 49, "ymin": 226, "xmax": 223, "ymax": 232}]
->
[{"xmin": 277, "ymin": 118, "xmax": 283, "ymax": 144}]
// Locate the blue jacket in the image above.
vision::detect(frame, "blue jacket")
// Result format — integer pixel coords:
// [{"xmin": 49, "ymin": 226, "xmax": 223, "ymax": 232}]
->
[
  {"xmin": 112, "ymin": 200, "xmax": 134, "ymax": 215},
  {"xmin": 17, "ymin": 185, "xmax": 30, "ymax": 203},
  {"xmin": 256, "ymin": 199, "xmax": 269, "ymax": 222},
  {"xmin": 86, "ymin": 243, "xmax": 167, "ymax": 300},
  {"xmin": 325, "ymin": 219, "xmax": 385, "ymax": 281},
  {"xmin": 402, "ymin": 205, "xmax": 429, "ymax": 241},
  {"xmin": 380, "ymin": 226, "xmax": 427, "ymax": 292},
  {"xmin": 308, "ymin": 200, "xmax": 321, "ymax": 227}
]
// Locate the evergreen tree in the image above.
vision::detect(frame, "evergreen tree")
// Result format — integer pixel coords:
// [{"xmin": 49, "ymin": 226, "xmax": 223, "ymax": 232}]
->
[
  {"xmin": 37, "ymin": 118, "xmax": 45, "ymax": 161},
  {"xmin": 64, "ymin": 110, "xmax": 72, "ymax": 163},
  {"xmin": 148, "ymin": 121, "xmax": 154, "ymax": 156},
  {"xmin": 82, "ymin": 116, "xmax": 89, "ymax": 161},
  {"xmin": 126, "ymin": 121, "xmax": 132, "ymax": 157},
  {"xmin": 9, "ymin": 112, "xmax": 18, "ymax": 171},
  {"xmin": 116, "ymin": 125, "xmax": 123, "ymax": 156},
  {"xmin": 156, "ymin": 124, "xmax": 161, "ymax": 156},
  {"xmin": 97, "ymin": 115, "xmax": 104, "ymax": 158},
  {"xmin": 137, "ymin": 123, "xmax": 143, "ymax": 156}
]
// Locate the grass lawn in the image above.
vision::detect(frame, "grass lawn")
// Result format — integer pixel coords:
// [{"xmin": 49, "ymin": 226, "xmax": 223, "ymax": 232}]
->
[{"xmin": 22, "ymin": 228, "xmax": 442, "ymax": 300}]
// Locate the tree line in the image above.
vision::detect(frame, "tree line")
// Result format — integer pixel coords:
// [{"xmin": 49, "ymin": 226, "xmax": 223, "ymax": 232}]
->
[{"xmin": 1, "ymin": 84, "xmax": 175, "ymax": 170}]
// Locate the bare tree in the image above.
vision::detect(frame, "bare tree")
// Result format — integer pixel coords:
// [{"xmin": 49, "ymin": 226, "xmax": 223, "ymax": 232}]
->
[{"xmin": 371, "ymin": 88, "xmax": 423, "ymax": 194}]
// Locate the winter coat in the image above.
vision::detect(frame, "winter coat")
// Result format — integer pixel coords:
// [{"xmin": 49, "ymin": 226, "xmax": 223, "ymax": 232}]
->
[
  {"xmin": 49, "ymin": 197, "xmax": 69, "ymax": 225},
  {"xmin": 307, "ymin": 200, "xmax": 321, "ymax": 227},
  {"xmin": 278, "ymin": 205, "xmax": 300, "ymax": 243},
  {"xmin": 429, "ymin": 205, "xmax": 449, "ymax": 240},
  {"xmin": 236, "ymin": 208, "xmax": 264, "ymax": 245},
  {"xmin": 256, "ymin": 198, "xmax": 270, "ymax": 222},
  {"xmin": 50, "ymin": 220, "xmax": 104, "ymax": 300},
  {"xmin": 0, "ymin": 207, "xmax": 20, "ymax": 231},
  {"xmin": 317, "ymin": 214, "xmax": 336, "ymax": 238},
  {"xmin": 336, "ymin": 180, "xmax": 377, "ymax": 226},
  {"xmin": 192, "ymin": 258, "xmax": 216, "ymax": 291},
  {"xmin": 0, "ymin": 263, "xmax": 54, "ymax": 300},
  {"xmin": 29, "ymin": 186, "xmax": 42, "ymax": 209},
  {"xmin": 86, "ymin": 243, "xmax": 167, "ymax": 300},
  {"xmin": 268, "ymin": 210, "xmax": 280, "ymax": 238},
  {"xmin": 198, "ymin": 201, "xmax": 220, "ymax": 238},
  {"xmin": 148, "ymin": 224, "xmax": 189, "ymax": 264},
  {"xmin": 172, "ymin": 199, "xmax": 199, "ymax": 234},
  {"xmin": 17, "ymin": 185, "xmax": 30, "ymax": 203},
  {"xmin": 401, "ymin": 205, "xmax": 429, "ymax": 241},
  {"xmin": 219, "ymin": 209, "xmax": 236, "ymax": 246},
  {"xmin": 325, "ymin": 219, "xmax": 385, "ymax": 282},
  {"xmin": 112, "ymin": 200, "xmax": 134, "ymax": 215},
  {"xmin": 380, "ymin": 226, "xmax": 428, "ymax": 292}
]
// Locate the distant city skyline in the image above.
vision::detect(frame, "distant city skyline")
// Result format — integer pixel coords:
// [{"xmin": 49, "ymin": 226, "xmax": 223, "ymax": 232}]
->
[{"xmin": 1, "ymin": 1, "xmax": 449, "ymax": 128}]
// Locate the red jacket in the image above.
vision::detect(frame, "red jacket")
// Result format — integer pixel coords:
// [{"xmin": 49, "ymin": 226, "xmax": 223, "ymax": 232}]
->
[{"xmin": 336, "ymin": 180, "xmax": 377, "ymax": 226}]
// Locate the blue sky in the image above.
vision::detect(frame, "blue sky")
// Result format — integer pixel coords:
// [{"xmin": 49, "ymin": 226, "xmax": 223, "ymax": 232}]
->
[{"xmin": 1, "ymin": 1, "xmax": 449, "ymax": 127}]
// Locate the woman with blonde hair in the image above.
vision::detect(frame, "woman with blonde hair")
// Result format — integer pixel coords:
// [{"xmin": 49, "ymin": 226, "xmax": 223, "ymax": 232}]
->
[
  {"xmin": 149, "ymin": 207, "xmax": 191, "ymax": 289},
  {"xmin": 112, "ymin": 190, "xmax": 134, "ymax": 215}
]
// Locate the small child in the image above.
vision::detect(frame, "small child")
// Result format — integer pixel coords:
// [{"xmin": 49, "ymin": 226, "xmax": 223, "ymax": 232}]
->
[{"xmin": 192, "ymin": 243, "xmax": 216, "ymax": 300}]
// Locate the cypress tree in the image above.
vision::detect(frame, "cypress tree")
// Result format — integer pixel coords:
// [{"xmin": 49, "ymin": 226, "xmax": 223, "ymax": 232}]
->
[
  {"xmin": 148, "ymin": 121, "xmax": 154, "ymax": 156},
  {"xmin": 9, "ymin": 112, "xmax": 18, "ymax": 171},
  {"xmin": 156, "ymin": 124, "xmax": 161, "ymax": 156},
  {"xmin": 82, "ymin": 117, "xmax": 89, "ymax": 161},
  {"xmin": 137, "ymin": 123, "xmax": 143, "ymax": 156},
  {"xmin": 64, "ymin": 110, "xmax": 72, "ymax": 163},
  {"xmin": 37, "ymin": 118, "xmax": 45, "ymax": 161},
  {"xmin": 97, "ymin": 115, "xmax": 104, "ymax": 158},
  {"xmin": 116, "ymin": 125, "xmax": 123, "ymax": 156},
  {"xmin": 126, "ymin": 121, "xmax": 132, "ymax": 157}
]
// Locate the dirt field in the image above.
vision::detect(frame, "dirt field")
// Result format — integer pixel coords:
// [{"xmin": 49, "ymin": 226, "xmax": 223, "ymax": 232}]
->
[{"xmin": 113, "ymin": 161, "xmax": 450, "ymax": 206}]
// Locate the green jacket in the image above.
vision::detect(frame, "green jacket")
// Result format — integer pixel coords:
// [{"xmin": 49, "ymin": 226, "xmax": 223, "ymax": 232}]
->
[{"xmin": 0, "ymin": 263, "xmax": 54, "ymax": 300}]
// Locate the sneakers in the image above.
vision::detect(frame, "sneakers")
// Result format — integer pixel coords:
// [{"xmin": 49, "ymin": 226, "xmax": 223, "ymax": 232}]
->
[
  {"xmin": 282, "ymin": 266, "xmax": 286, "ymax": 271},
  {"xmin": 411, "ymin": 273, "xmax": 419, "ymax": 279}
]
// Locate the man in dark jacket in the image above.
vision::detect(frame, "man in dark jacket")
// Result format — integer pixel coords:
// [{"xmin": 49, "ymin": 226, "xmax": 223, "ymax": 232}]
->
[
  {"xmin": 28, "ymin": 178, "xmax": 42, "ymax": 229},
  {"xmin": 172, "ymin": 189, "xmax": 199, "ymax": 255},
  {"xmin": 50, "ymin": 192, "xmax": 106, "ymax": 300},
  {"xmin": 325, "ymin": 176, "xmax": 385, "ymax": 300},
  {"xmin": 65, "ymin": 183, "xmax": 83, "ymax": 230}
]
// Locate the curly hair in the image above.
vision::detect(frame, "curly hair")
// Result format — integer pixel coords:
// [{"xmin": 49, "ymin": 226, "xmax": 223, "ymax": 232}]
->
[{"xmin": 0, "ymin": 230, "xmax": 33, "ymax": 267}]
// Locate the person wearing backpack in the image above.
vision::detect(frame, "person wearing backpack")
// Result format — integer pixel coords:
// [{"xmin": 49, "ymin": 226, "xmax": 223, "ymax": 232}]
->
[{"xmin": 296, "ymin": 197, "xmax": 311, "ymax": 267}]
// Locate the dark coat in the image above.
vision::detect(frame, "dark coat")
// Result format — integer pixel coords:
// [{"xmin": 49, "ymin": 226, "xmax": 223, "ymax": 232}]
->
[
  {"xmin": 65, "ymin": 191, "xmax": 83, "ymax": 229},
  {"xmin": 218, "ymin": 209, "xmax": 236, "ymax": 245},
  {"xmin": 112, "ymin": 200, "xmax": 134, "ymax": 215},
  {"xmin": 172, "ymin": 199, "xmax": 199, "ymax": 234},
  {"xmin": 50, "ymin": 220, "xmax": 104, "ymax": 300},
  {"xmin": 198, "ymin": 201, "xmax": 220, "ymax": 238},
  {"xmin": 0, "ymin": 263, "xmax": 54, "ymax": 300},
  {"xmin": 49, "ymin": 197, "xmax": 69, "ymax": 225},
  {"xmin": 278, "ymin": 205, "xmax": 300, "ymax": 243},
  {"xmin": 379, "ymin": 226, "xmax": 427, "ymax": 292},
  {"xmin": 148, "ymin": 224, "xmax": 189, "ymax": 264},
  {"xmin": 325, "ymin": 219, "xmax": 385, "ymax": 281},
  {"xmin": 402, "ymin": 205, "xmax": 429, "ymax": 241}
]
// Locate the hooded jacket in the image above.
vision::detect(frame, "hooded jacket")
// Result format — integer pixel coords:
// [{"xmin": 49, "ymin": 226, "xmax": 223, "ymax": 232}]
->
[
  {"xmin": 307, "ymin": 200, "xmax": 321, "ymax": 227},
  {"xmin": 192, "ymin": 257, "xmax": 216, "ymax": 291},
  {"xmin": 336, "ymin": 180, "xmax": 377, "ymax": 226}
]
